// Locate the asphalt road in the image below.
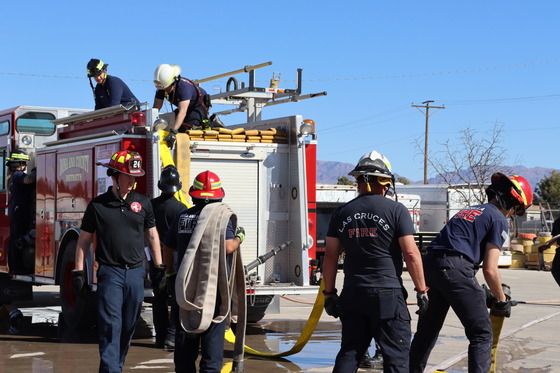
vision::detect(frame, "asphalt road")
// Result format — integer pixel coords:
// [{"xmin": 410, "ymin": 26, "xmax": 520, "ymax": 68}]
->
[{"xmin": 1, "ymin": 267, "xmax": 560, "ymax": 372}]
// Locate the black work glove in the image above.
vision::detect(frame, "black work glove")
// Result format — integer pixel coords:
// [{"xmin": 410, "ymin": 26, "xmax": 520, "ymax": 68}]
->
[
  {"xmin": 483, "ymin": 283, "xmax": 511, "ymax": 308},
  {"xmin": 163, "ymin": 129, "xmax": 178, "ymax": 148},
  {"xmin": 490, "ymin": 300, "xmax": 512, "ymax": 318},
  {"xmin": 150, "ymin": 264, "xmax": 167, "ymax": 297},
  {"xmin": 166, "ymin": 273, "xmax": 177, "ymax": 298},
  {"xmin": 235, "ymin": 226, "xmax": 245, "ymax": 244},
  {"xmin": 72, "ymin": 270, "xmax": 88, "ymax": 298},
  {"xmin": 416, "ymin": 288, "xmax": 429, "ymax": 316},
  {"xmin": 324, "ymin": 293, "xmax": 340, "ymax": 318},
  {"xmin": 28, "ymin": 168, "xmax": 37, "ymax": 183}
]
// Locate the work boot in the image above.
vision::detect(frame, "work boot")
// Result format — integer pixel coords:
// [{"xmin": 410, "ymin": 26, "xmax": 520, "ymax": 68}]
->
[
  {"xmin": 359, "ymin": 349, "xmax": 384, "ymax": 369},
  {"xmin": 369, "ymin": 350, "xmax": 383, "ymax": 369},
  {"xmin": 164, "ymin": 333, "xmax": 175, "ymax": 349}
]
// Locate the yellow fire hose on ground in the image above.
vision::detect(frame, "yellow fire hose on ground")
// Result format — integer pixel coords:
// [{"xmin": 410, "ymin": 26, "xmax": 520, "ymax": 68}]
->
[
  {"xmin": 224, "ymin": 280, "xmax": 325, "ymax": 359},
  {"xmin": 489, "ymin": 314, "xmax": 504, "ymax": 373}
]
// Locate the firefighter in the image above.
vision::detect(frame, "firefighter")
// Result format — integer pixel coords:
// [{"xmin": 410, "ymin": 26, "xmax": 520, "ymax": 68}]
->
[
  {"xmin": 538, "ymin": 214, "xmax": 560, "ymax": 286},
  {"xmin": 322, "ymin": 150, "xmax": 428, "ymax": 373},
  {"xmin": 86, "ymin": 58, "xmax": 139, "ymax": 110},
  {"xmin": 73, "ymin": 150, "xmax": 164, "ymax": 373},
  {"xmin": 150, "ymin": 165, "xmax": 186, "ymax": 349},
  {"xmin": 409, "ymin": 173, "xmax": 533, "ymax": 373},
  {"xmin": 152, "ymin": 64, "xmax": 212, "ymax": 146},
  {"xmin": 162, "ymin": 170, "xmax": 245, "ymax": 372},
  {"xmin": 5, "ymin": 148, "xmax": 36, "ymax": 275}
]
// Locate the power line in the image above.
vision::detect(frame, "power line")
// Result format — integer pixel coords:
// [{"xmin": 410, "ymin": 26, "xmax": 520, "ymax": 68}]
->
[
  {"xmin": 1, "ymin": 59, "xmax": 559, "ymax": 82},
  {"xmin": 304, "ymin": 59, "xmax": 560, "ymax": 81},
  {"xmin": 317, "ymin": 105, "xmax": 411, "ymax": 134},
  {"xmin": 443, "ymin": 93, "xmax": 560, "ymax": 105}
]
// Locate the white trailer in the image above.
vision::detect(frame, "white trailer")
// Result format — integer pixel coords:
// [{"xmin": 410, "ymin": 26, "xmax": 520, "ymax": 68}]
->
[{"xmin": 397, "ymin": 184, "xmax": 483, "ymax": 233}]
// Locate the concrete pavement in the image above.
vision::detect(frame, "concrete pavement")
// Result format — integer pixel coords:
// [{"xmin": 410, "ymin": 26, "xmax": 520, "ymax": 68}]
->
[{"xmin": 271, "ymin": 267, "xmax": 560, "ymax": 372}]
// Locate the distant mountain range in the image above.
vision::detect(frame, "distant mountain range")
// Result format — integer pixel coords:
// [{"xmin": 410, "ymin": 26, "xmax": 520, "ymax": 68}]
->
[{"xmin": 317, "ymin": 160, "xmax": 559, "ymax": 190}]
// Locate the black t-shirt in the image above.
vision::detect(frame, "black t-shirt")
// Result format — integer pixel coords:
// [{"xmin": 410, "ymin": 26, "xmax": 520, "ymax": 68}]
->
[
  {"xmin": 150, "ymin": 193, "xmax": 187, "ymax": 242},
  {"xmin": 81, "ymin": 187, "xmax": 155, "ymax": 266},
  {"xmin": 327, "ymin": 194, "xmax": 414, "ymax": 288},
  {"xmin": 552, "ymin": 217, "xmax": 560, "ymax": 237}
]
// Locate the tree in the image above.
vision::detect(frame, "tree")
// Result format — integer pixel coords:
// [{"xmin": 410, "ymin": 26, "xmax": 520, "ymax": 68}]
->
[
  {"xmin": 396, "ymin": 176, "xmax": 410, "ymax": 185},
  {"xmin": 534, "ymin": 171, "xmax": 560, "ymax": 206},
  {"xmin": 416, "ymin": 123, "xmax": 514, "ymax": 204},
  {"xmin": 337, "ymin": 176, "xmax": 355, "ymax": 186}
]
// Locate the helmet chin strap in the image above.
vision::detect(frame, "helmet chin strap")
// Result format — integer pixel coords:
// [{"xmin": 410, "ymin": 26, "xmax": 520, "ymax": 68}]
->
[
  {"xmin": 114, "ymin": 173, "xmax": 130, "ymax": 207},
  {"xmin": 364, "ymin": 175, "xmax": 372, "ymax": 193},
  {"xmin": 89, "ymin": 77, "xmax": 95, "ymax": 98}
]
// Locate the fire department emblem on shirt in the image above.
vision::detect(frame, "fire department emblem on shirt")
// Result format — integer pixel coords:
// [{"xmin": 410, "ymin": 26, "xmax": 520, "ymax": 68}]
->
[{"xmin": 130, "ymin": 202, "xmax": 142, "ymax": 213}]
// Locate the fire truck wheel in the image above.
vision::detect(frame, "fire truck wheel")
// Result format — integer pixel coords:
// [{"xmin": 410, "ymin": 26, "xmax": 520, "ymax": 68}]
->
[
  {"xmin": 59, "ymin": 239, "xmax": 96, "ymax": 329},
  {"xmin": 247, "ymin": 312, "xmax": 265, "ymax": 323}
]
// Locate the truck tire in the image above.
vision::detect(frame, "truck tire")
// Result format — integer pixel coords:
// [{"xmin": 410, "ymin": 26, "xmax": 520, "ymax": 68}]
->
[
  {"xmin": 59, "ymin": 240, "xmax": 96, "ymax": 329},
  {"xmin": 247, "ymin": 295, "xmax": 274, "ymax": 323}
]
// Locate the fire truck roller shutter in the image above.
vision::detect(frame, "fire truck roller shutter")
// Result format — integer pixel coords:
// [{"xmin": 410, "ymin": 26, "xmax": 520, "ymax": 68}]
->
[{"xmin": 188, "ymin": 159, "xmax": 259, "ymax": 266}]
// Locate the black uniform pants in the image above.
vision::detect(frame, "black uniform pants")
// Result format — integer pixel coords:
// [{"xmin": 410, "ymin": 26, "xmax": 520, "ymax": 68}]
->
[
  {"xmin": 551, "ymin": 248, "xmax": 560, "ymax": 287},
  {"xmin": 334, "ymin": 287, "xmax": 411, "ymax": 373},
  {"xmin": 8, "ymin": 209, "xmax": 31, "ymax": 274},
  {"xmin": 409, "ymin": 252, "xmax": 492, "ymax": 373}
]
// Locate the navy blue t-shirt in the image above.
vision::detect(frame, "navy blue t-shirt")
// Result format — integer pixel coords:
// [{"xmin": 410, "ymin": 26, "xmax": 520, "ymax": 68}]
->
[
  {"xmin": 155, "ymin": 78, "xmax": 207, "ymax": 110},
  {"xmin": 327, "ymin": 194, "xmax": 415, "ymax": 288},
  {"xmin": 9, "ymin": 170, "xmax": 34, "ymax": 218},
  {"xmin": 164, "ymin": 203, "xmax": 235, "ymax": 271},
  {"xmin": 94, "ymin": 75, "xmax": 139, "ymax": 110},
  {"xmin": 428, "ymin": 203, "xmax": 509, "ymax": 264}
]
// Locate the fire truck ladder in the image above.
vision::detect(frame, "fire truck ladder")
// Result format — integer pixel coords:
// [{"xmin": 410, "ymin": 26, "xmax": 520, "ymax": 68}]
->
[{"xmin": 196, "ymin": 61, "xmax": 327, "ymax": 123}]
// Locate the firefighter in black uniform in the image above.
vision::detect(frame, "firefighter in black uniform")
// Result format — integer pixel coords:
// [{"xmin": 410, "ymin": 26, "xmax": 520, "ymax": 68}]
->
[
  {"xmin": 163, "ymin": 170, "xmax": 245, "ymax": 372},
  {"xmin": 73, "ymin": 150, "xmax": 164, "ymax": 373},
  {"xmin": 409, "ymin": 173, "xmax": 533, "ymax": 373},
  {"xmin": 150, "ymin": 165, "xmax": 186, "ymax": 348},
  {"xmin": 6, "ymin": 149, "xmax": 36, "ymax": 275},
  {"xmin": 322, "ymin": 150, "xmax": 429, "ymax": 373},
  {"xmin": 87, "ymin": 58, "xmax": 139, "ymax": 110}
]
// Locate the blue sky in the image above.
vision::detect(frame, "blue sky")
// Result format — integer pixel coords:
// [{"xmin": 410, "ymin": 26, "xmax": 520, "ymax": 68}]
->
[{"xmin": 1, "ymin": 1, "xmax": 559, "ymax": 182}]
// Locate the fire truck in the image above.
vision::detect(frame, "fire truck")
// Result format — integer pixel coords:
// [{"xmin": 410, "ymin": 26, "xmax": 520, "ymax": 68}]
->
[{"xmin": 0, "ymin": 62, "xmax": 327, "ymax": 326}]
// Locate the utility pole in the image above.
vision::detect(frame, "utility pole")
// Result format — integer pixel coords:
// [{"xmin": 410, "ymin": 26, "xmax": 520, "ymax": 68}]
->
[{"xmin": 411, "ymin": 100, "xmax": 445, "ymax": 184}]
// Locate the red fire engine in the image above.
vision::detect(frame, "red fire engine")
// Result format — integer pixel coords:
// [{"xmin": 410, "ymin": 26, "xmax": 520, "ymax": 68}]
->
[{"xmin": 0, "ymin": 63, "xmax": 327, "ymax": 327}]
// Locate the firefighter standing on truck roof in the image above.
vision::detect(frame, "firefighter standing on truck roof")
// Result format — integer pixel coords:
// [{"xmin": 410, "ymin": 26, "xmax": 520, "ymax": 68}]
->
[
  {"xmin": 149, "ymin": 165, "xmax": 186, "ymax": 349},
  {"xmin": 5, "ymin": 148, "xmax": 36, "ymax": 275},
  {"xmin": 87, "ymin": 58, "xmax": 139, "ymax": 110},
  {"xmin": 322, "ymin": 150, "xmax": 429, "ymax": 373},
  {"xmin": 73, "ymin": 150, "xmax": 164, "ymax": 373},
  {"xmin": 162, "ymin": 170, "xmax": 244, "ymax": 372},
  {"xmin": 152, "ymin": 64, "xmax": 212, "ymax": 146},
  {"xmin": 409, "ymin": 173, "xmax": 533, "ymax": 373}
]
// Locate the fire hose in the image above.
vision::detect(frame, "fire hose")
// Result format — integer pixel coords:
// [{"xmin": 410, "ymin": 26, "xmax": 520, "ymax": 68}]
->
[
  {"xmin": 225, "ymin": 241, "xmax": 325, "ymax": 358},
  {"xmin": 175, "ymin": 203, "xmax": 246, "ymax": 371}
]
